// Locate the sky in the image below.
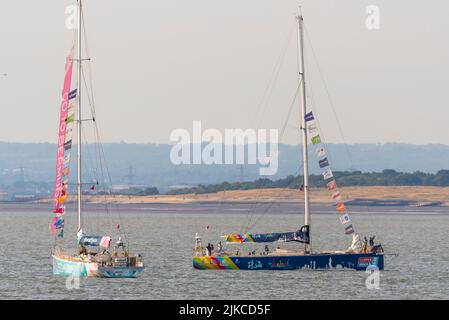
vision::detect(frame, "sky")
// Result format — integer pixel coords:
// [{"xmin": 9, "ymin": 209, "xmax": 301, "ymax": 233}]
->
[{"xmin": 0, "ymin": 0, "xmax": 448, "ymax": 145}]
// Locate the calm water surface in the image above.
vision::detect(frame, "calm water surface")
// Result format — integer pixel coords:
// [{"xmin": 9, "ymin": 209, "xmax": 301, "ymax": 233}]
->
[{"xmin": 0, "ymin": 204, "xmax": 448, "ymax": 299}]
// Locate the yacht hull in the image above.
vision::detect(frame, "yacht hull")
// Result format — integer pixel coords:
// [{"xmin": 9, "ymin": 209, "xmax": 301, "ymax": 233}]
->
[
  {"xmin": 52, "ymin": 255, "xmax": 144, "ymax": 278},
  {"xmin": 193, "ymin": 252, "xmax": 384, "ymax": 271}
]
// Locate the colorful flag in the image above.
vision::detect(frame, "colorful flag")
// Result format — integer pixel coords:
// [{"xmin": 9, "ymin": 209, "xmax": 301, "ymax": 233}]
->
[
  {"xmin": 323, "ymin": 168, "xmax": 333, "ymax": 180},
  {"xmin": 66, "ymin": 113, "xmax": 75, "ymax": 124},
  {"xmin": 331, "ymin": 191, "xmax": 341, "ymax": 202},
  {"xmin": 307, "ymin": 123, "xmax": 318, "ymax": 134},
  {"xmin": 339, "ymin": 213, "xmax": 351, "ymax": 224},
  {"xmin": 345, "ymin": 224, "xmax": 354, "ymax": 235},
  {"xmin": 52, "ymin": 47, "xmax": 74, "ymax": 211},
  {"xmin": 62, "ymin": 167, "xmax": 70, "ymax": 176},
  {"xmin": 69, "ymin": 89, "xmax": 77, "ymax": 100},
  {"xmin": 318, "ymin": 158, "xmax": 329, "ymax": 168},
  {"xmin": 99, "ymin": 236, "xmax": 111, "ymax": 249},
  {"xmin": 336, "ymin": 202, "xmax": 346, "ymax": 212},
  {"xmin": 63, "ymin": 154, "xmax": 70, "ymax": 165},
  {"xmin": 326, "ymin": 180, "xmax": 337, "ymax": 190},
  {"xmin": 311, "ymin": 135, "xmax": 321, "ymax": 145},
  {"xmin": 64, "ymin": 140, "xmax": 72, "ymax": 151},
  {"xmin": 305, "ymin": 111, "xmax": 314, "ymax": 122},
  {"xmin": 315, "ymin": 147, "xmax": 326, "ymax": 157}
]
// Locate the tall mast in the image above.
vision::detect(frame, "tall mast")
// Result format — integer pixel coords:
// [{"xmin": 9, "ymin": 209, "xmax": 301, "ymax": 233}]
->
[
  {"xmin": 76, "ymin": 0, "xmax": 82, "ymax": 231},
  {"xmin": 296, "ymin": 13, "xmax": 311, "ymax": 244}
]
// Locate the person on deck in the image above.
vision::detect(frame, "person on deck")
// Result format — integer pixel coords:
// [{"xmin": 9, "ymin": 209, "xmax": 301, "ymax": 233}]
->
[
  {"xmin": 362, "ymin": 237, "xmax": 368, "ymax": 253},
  {"xmin": 217, "ymin": 241, "xmax": 223, "ymax": 253},
  {"xmin": 79, "ymin": 245, "xmax": 87, "ymax": 256},
  {"xmin": 206, "ymin": 243, "xmax": 212, "ymax": 256}
]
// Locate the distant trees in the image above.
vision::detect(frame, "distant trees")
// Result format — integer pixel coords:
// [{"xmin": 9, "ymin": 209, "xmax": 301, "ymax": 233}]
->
[
  {"xmin": 166, "ymin": 170, "xmax": 449, "ymax": 195},
  {"xmin": 116, "ymin": 186, "xmax": 159, "ymax": 196}
]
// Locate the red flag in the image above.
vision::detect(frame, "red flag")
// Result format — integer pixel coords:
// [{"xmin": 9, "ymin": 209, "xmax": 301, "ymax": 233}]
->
[
  {"xmin": 53, "ymin": 207, "xmax": 63, "ymax": 214},
  {"xmin": 326, "ymin": 180, "xmax": 337, "ymax": 191},
  {"xmin": 336, "ymin": 202, "xmax": 346, "ymax": 212}
]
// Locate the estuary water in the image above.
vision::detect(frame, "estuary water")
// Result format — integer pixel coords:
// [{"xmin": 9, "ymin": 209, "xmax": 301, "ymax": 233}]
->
[{"xmin": 0, "ymin": 203, "xmax": 448, "ymax": 300}]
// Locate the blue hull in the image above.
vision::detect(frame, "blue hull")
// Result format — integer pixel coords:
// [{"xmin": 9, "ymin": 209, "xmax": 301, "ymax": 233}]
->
[
  {"xmin": 97, "ymin": 266, "xmax": 144, "ymax": 278},
  {"xmin": 193, "ymin": 252, "xmax": 384, "ymax": 270}
]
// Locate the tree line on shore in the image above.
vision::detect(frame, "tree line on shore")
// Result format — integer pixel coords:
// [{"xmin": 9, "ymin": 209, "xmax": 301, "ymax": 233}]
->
[{"xmin": 165, "ymin": 169, "xmax": 449, "ymax": 195}]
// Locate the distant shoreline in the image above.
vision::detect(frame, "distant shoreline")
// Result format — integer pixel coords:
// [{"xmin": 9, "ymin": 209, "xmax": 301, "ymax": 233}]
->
[{"xmin": 4, "ymin": 186, "xmax": 448, "ymax": 207}]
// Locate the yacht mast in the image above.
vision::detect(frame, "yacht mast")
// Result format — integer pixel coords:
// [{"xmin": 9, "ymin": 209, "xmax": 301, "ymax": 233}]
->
[
  {"xmin": 76, "ymin": 0, "xmax": 82, "ymax": 231},
  {"xmin": 296, "ymin": 13, "xmax": 311, "ymax": 246}
]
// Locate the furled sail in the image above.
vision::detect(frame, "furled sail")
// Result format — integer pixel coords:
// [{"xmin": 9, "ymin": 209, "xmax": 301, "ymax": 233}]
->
[
  {"xmin": 78, "ymin": 235, "xmax": 112, "ymax": 248},
  {"xmin": 49, "ymin": 47, "xmax": 76, "ymax": 239},
  {"xmin": 224, "ymin": 225, "xmax": 310, "ymax": 244}
]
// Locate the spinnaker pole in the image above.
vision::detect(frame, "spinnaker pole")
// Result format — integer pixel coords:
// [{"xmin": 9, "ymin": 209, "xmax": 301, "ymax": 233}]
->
[
  {"xmin": 76, "ymin": 0, "xmax": 82, "ymax": 231},
  {"xmin": 296, "ymin": 13, "xmax": 311, "ymax": 249}
]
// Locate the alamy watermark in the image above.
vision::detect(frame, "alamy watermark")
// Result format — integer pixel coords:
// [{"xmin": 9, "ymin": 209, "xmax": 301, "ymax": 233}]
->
[
  {"xmin": 365, "ymin": 265, "xmax": 380, "ymax": 290},
  {"xmin": 170, "ymin": 121, "xmax": 279, "ymax": 176},
  {"xmin": 65, "ymin": 267, "xmax": 81, "ymax": 290},
  {"xmin": 65, "ymin": 5, "xmax": 78, "ymax": 30},
  {"xmin": 365, "ymin": 5, "xmax": 380, "ymax": 30}
]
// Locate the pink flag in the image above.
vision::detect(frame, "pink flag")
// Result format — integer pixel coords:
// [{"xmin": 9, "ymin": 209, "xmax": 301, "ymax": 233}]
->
[{"xmin": 53, "ymin": 48, "xmax": 74, "ymax": 212}]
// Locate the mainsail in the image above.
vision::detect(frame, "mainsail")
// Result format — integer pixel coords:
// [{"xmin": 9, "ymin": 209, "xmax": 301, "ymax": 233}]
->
[
  {"xmin": 49, "ymin": 48, "xmax": 76, "ymax": 239},
  {"xmin": 224, "ymin": 226, "xmax": 310, "ymax": 244}
]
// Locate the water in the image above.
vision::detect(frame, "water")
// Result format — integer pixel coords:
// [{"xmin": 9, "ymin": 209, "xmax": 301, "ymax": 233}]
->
[{"xmin": 0, "ymin": 203, "xmax": 448, "ymax": 299}]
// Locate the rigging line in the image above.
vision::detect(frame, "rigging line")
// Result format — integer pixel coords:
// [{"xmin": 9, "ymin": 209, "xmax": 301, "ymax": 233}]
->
[
  {"xmin": 81, "ymin": 13, "xmax": 118, "ymax": 240},
  {"xmin": 253, "ymin": 22, "xmax": 296, "ymax": 129},
  {"xmin": 303, "ymin": 22, "xmax": 355, "ymax": 171},
  {"xmin": 81, "ymin": 8, "xmax": 128, "ymax": 244},
  {"xmin": 80, "ymin": 64, "xmax": 107, "ymax": 235},
  {"xmin": 247, "ymin": 166, "xmax": 303, "ymax": 231},
  {"xmin": 80, "ymin": 129, "xmax": 102, "ymax": 233},
  {"xmin": 244, "ymin": 83, "xmax": 302, "ymax": 231},
  {"xmin": 199, "ymin": 24, "xmax": 294, "ymax": 233},
  {"xmin": 304, "ymin": 54, "xmax": 355, "ymax": 223},
  {"xmin": 244, "ymin": 83, "xmax": 301, "ymax": 230}
]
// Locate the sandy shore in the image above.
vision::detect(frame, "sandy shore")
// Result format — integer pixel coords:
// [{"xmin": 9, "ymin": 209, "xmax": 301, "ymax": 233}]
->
[{"xmin": 33, "ymin": 186, "xmax": 449, "ymax": 206}]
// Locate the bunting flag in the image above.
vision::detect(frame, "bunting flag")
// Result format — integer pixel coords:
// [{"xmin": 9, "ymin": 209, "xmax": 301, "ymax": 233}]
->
[
  {"xmin": 326, "ymin": 180, "xmax": 337, "ymax": 190},
  {"xmin": 318, "ymin": 158, "xmax": 329, "ymax": 168},
  {"xmin": 305, "ymin": 112, "xmax": 315, "ymax": 122},
  {"xmin": 304, "ymin": 111, "xmax": 357, "ymax": 236},
  {"xmin": 308, "ymin": 123, "xmax": 318, "ymax": 133},
  {"xmin": 315, "ymin": 147, "xmax": 326, "ymax": 157},
  {"xmin": 331, "ymin": 191, "xmax": 341, "ymax": 202},
  {"xmin": 339, "ymin": 214, "xmax": 351, "ymax": 224},
  {"xmin": 345, "ymin": 224, "xmax": 355, "ymax": 235},
  {"xmin": 311, "ymin": 135, "xmax": 321, "ymax": 145},
  {"xmin": 323, "ymin": 168, "xmax": 333, "ymax": 180},
  {"xmin": 49, "ymin": 47, "xmax": 76, "ymax": 239},
  {"xmin": 336, "ymin": 203, "xmax": 346, "ymax": 212}
]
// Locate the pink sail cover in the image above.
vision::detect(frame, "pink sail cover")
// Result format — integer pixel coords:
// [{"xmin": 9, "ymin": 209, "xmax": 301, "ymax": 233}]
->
[{"xmin": 53, "ymin": 48, "xmax": 74, "ymax": 212}]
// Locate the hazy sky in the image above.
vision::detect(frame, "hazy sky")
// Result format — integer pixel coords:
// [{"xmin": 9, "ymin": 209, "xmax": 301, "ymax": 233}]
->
[{"xmin": 0, "ymin": 0, "xmax": 448, "ymax": 145}]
